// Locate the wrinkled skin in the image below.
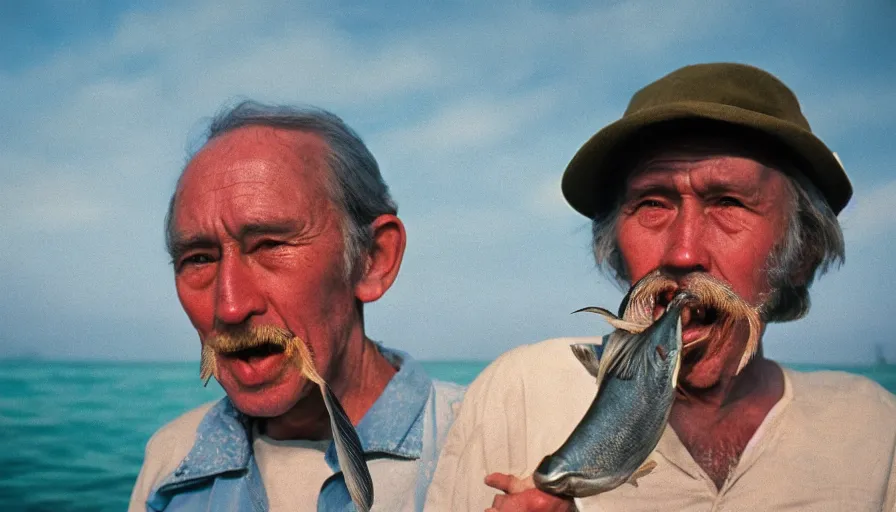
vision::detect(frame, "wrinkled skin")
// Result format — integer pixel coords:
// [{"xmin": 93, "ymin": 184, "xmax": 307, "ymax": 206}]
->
[
  {"xmin": 620, "ymin": 146, "xmax": 790, "ymax": 489},
  {"xmin": 617, "ymin": 149, "xmax": 790, "ymax": 389},
  {"xmin": 489, "ymin": 141, "xmax": 792, "ymax": 508},
  {"xmin": 171, "ymin": 125, "xmax": 404, "ymax": 439}
]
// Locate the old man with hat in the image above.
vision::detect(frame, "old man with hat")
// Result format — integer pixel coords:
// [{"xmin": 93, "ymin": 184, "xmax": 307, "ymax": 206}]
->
[{"xmin": 424, "ymin": 63, "xmax": 896, "ymax": 511}]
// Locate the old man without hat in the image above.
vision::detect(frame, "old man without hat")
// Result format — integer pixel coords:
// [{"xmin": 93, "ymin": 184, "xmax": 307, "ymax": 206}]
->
[{"xmin": 129, "ymin": 102, "xmax": 464, "ymax": 511}]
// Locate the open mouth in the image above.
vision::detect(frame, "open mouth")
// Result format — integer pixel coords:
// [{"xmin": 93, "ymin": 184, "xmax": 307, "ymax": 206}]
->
[
  {"xmin": 682, "ymin": 304, "xmax": 718, "ymax": 330},
  {"xmin": 221, "ymin": 342, "xmax": 286, "ymax": 361},
  {"xmin": 656, "ymin": 291, "xmax": 719, "ymax": 331},
  {"xmin": 621, "ymin": 270, "xmax": 763, "ymax": 376},
  {"xmin": 217, "ymin": 341, "xmax": 292, "ymax": 388},
  {"xmin": 682, "ymin": 337, "xmax": 707, "ymax": 365}
]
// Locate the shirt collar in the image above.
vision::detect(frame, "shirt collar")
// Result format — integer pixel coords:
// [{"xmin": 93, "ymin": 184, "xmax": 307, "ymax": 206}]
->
[
  {"xmin": 323, "ymin": 345, "xmax": 432, "ymax": 470},
  {"xmin": 654, "ymin": 362, "xmax": 794, "ymax": 487},
  {"xmin": 155, "ymin": 344, "xmax": 433, "ymax": 489},
  {"xmin": 153, "ymin": 398, "xmax": 252, "ymax": 493}
]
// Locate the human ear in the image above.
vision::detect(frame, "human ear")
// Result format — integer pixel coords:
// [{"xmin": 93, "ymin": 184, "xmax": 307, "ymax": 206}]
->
[{"xmin": 353, "ymin": 214, "xmax": 407, "ymax": 303}]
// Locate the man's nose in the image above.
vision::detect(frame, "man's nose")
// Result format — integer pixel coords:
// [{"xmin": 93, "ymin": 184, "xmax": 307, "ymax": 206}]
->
[
  {"xmin": 660, "ymin": 204, "xmax": 710, "ymax": 274},
  {"xmin": 214, "ymin": 253, "xmax": 265, "ymax": 326}
]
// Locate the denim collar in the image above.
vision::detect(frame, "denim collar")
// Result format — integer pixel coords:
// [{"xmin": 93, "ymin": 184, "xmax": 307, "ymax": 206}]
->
[
  {"xmin": 324, "ymin": 347, "xmax": 430, "ymax": 469},
  {"xmin": 151, "ymin": 399, "xmax": 252, "ymax": 498},
  {"xmin": 154, "ymin": 345, "xmax": 432, "ymax": 492}
]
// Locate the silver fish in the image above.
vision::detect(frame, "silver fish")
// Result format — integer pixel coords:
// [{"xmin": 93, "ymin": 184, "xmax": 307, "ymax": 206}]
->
[
  {"xmin": 532, "ymin": 292, "xmax": 692, "ymax": 498},
  {"xmin": 586, "ymin": 270, "xmax": 762, "ymax": 375}
]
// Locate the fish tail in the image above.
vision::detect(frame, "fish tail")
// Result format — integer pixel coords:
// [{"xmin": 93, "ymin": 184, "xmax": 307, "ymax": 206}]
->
[
  {"xmin": 573, "ymin": 306, "xmax": 648, "ymax": 333},
  {"xmin": 626, "ymin": 459, "xmax": 657, "ymax": 487},
  {"xmin": 320, "ymin": 382, "xmax": 374, "ymax": 511},
  {"xmin": 291, "ymin": 338, "xmax": 374, "ymax": 511}
]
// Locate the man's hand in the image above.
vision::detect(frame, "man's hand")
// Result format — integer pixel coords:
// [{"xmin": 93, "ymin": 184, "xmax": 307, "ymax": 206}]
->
[{"xmin": 484, "ymin": 473, "xmax": 575, "ymax": 512}]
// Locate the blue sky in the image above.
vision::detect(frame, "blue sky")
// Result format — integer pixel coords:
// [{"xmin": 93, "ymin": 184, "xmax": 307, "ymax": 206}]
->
[{"xmin": 2, "ymin": 0, "xmax": 894, "ymax": 364}]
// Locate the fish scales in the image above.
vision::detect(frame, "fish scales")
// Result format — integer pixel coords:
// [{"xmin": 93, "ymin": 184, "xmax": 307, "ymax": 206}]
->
[
  {"xmin": 533, "ymin": 294, "xmax": 688, "ymax": 498},
  {"xmin": 560, "ymin": 349, "xmax": 675, "ymax": 479}
]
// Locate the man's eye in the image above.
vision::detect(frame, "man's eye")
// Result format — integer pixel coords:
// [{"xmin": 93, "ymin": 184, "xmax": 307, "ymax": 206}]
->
[
  {"xmin": 718, "ymin": 196, "xmax": 745, "ymax": 208},
  {"xmin": 637, "ymin": 199, "xmax": 665, "ymax": 209},
  {"xmin": 179, "ymin": 254, "xmax": 215, "ymax": 268},
  {"xmin": 258, "ymin": 239, "xmax": 285, "ymax": 250}
]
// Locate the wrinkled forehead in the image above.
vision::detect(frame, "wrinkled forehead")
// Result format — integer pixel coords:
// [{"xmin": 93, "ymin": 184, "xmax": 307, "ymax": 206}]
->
[{"xmin": 174, "ymin": 127, "xmax": 333, "ymax": 204}]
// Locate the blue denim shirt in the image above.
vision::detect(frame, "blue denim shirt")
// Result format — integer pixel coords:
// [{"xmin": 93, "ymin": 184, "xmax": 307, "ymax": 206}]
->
[{"xmin": 144, "ymin": 347, "xmax": 463, "ymax": 511}]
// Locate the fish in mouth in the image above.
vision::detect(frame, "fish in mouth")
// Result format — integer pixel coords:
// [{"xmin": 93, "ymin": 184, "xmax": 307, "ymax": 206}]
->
[
  {"xmin": 578, "ymin": 269, "xmax": 762, "ymax": 376},
  {"xmin": 199, "ymin": 327, "xmax": 374, "ymax": 512},
  {"xmin": 532, "ymin": 271, "xmax": 761, "ymax": 498}
]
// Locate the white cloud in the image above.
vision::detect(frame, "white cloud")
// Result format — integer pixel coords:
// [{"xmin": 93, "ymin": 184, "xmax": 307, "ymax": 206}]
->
[
  {"xmin": 2, "ymin": 0, "xmax": 895, "ymax": 364},
  {"xmin": 0, "ymin": 173, "xmax": 107, "ymax": 233},
  {"xmin": 528, "ymin": 176, "xmax": 576, "ymax": 219},
  {"xmin": 839, "ymin": 179, "xmax": 896, "ymax": 243},
  {"xmin": 802, "ymin": 83, "xmax": 896, "ymax": 140},
  {"xmin": 377, "ymin": 90, "xmax": 559, "ymax": 154},
  {"xmin": 572, "ymin": 0, "xmax": 732, "ymax": 54}
]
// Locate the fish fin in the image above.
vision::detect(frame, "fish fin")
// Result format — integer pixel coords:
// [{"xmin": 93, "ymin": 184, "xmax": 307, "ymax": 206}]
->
[
  {"xmin": 199, "ymin": 345, "xmax": 217, "ymax": 386},
  {"xmin": 617, "ymin": 287, "xmax": 634, "ymax": 317},
  {"xmin": 627, "ymin": 459, "xmax": 658, "ymax": 487},
  {"xmin": 599, "ymin": 328, "xmax": 651, "ymax": 381},
  {"xmin": 319, "ymin": 382, "xmax": 374, "ymax": 512},
  {"xmin": 604, "ymin": 309, "xmax": 683, "ymax": 381},
  {"xmin": 292, "ymin": 338, "xmax": 374, "ymax": 512},
  {"xmin": 573, "ymin": 306, "xmax": 646, "ymax": 333},
  {"xmin": 572, "ymin": 306, "xmax": 618, "ymax": 318},
  {"xmin": 671, "ymin": 316, "xmax": 682, "ymax": 387},
  {"xmin": 570, "ymin": 343, "xmax": 603, "ymax": 378},
  {"xmin": 593, "ymin": 331, "xmax": 626, "ymax": 384},
  {"xmin": 609, "ymin": 319, "xmax": 648, "ymax": 334}
]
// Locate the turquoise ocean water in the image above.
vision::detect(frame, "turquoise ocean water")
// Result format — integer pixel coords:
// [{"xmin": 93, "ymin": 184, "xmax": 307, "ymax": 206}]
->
[{"xmin": 1, "ymin": 360, "xmax": 894, "ymax": 511}]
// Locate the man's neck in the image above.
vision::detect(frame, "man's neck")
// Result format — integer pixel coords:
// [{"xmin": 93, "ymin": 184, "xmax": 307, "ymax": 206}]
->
[
  {"xmin": 263, "ymin": 337, "xmax": 398, "ymax": 441},
  {"xmin": 669, "ymin": 354, "xmax": 784, "ymax": 490}
]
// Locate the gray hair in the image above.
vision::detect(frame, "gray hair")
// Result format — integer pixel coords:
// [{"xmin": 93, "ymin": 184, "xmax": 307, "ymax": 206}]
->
[
  {"xmin": 165, "ymin": 101, "xmax": 397, "ymax": 281},
  {"xmin": 591, "ymin": 167, "xmax": 845, "ymax": 323}
]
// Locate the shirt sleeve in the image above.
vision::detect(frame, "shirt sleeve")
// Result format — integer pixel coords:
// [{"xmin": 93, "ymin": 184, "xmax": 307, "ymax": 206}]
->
[
  {"xmin": 424, "ymin": 338, "xmax": 597, "ymax": 511},
  {"xmin": 128, "ymin": 431, "xmax": 173, "ymax": 512},
  {"xmin": 424, "ymin": 349, "xmax": 533, "ymax": 511},
  {"xmin": 127, "ymin": 407, "xmax": 208, "ymax": 512},
  {"xmin": 887, "ymin": 447, "xmax": 895, "ymax": 511},
  {"xmin": 884, "ymin": 393, "xmax": 896, "ymax": 512}
]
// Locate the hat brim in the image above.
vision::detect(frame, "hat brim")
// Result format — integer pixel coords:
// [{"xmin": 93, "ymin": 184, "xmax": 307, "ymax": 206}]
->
[{"xmin": 561, "ymin": 101, "xmax": 852, "ymax": 218}]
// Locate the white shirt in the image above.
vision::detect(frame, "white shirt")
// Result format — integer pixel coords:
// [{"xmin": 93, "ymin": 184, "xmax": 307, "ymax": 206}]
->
[{"xmin": 425, "ymin": 337, "xmax": 896, "ymax": 511}]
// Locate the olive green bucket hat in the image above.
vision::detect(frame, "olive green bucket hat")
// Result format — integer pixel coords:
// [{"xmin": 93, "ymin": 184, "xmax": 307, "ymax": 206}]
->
[{"xmin": 561, "ymin": 62, "xmax": 853, "ymax": 218}]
